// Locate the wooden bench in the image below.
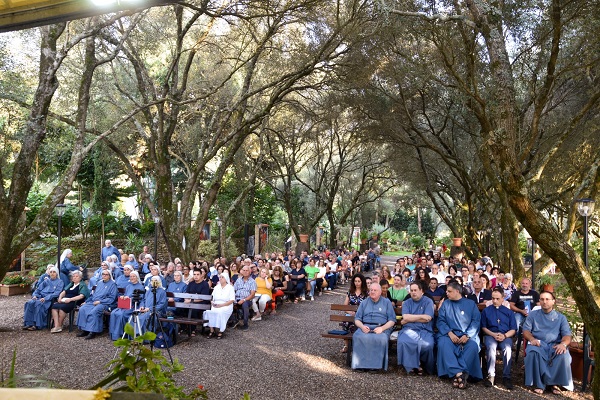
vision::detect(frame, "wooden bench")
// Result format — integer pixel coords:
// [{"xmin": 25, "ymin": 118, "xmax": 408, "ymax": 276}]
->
[
  {"xmin": 158, "ymin": 292, "xmax": 212, "ymax": 344},
  {"xmin": 321, "ymin": 303, "xmax": 403, "ymax": 367}
]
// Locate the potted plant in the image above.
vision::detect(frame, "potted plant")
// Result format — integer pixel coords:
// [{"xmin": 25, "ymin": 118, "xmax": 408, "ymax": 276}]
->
[
  {"xmin": 359, "ymin": 230, "xmax": 368, "ymax": 244},
  {"xmin": 1, "ymin": 273, "xmax": 36, "ymax": 296},
  {"xmin": 299, "ymin": 233, "xmax": 309, "ymax": 243},
  {"xmin": 536, "ymin": 273, "xmax": 559, "ymax": 293},
  {"xmin": 452, "ymin": 237, "xmax": 463, "ymax": 247},
  {"xmin": 380, "ymin": 231, "xmax": 390, "ymax": 243}
]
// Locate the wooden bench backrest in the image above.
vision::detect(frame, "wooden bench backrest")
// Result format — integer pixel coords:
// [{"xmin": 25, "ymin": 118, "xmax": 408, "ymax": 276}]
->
[{"xmin": 166, "ymin": 292, "xmax": 212, "ymax": 319}]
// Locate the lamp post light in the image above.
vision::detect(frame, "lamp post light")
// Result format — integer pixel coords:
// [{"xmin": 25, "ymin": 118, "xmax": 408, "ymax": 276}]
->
[
  {"xmin": 216, "ymin": 217, "xmax": 223, "ymax": 257},
  {"xmin": 55, "ymin": 204, "xmax": 67, "ymax": 270},
  {"xmin": 576, "ymin": 198, "xmax": 595, "ymax": 270},
  {"xmin": 154, "ymin": 216, "xmax": 160, "ymax": 262}
]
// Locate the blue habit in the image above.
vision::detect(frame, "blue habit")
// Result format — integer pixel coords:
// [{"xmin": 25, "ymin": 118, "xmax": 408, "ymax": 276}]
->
[
  {"xmin": 397, "ymin": 295, "xmax": 435, "ymax": 374},
  {"xmin": 436, "ymin": 297, "xmax": 482, "ymax": 379},
  {"xmin": 523, "ymin": 309, "xmax": 573, "ymax": 391},
  {"xmin": 77, "ymin": 279, "xmax": 117, "ymax": 333},
  {"xmin": 108, "ymin": 282, "xmax": 145, "ymax": 340},
  {"xmin": 23, "ymin": 277, "xmax": 64, "ymax": 329},
  {"xmin": 138, "ymin": 288, "xmax": 168, "ymax": 336},
  {"xmin": 351, "ymin": 296, "xmax": 396, "ymax": 370}
]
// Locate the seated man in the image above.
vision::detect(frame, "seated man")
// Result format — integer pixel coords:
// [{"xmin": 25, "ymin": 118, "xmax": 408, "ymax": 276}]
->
[
  {"xmin": 76, "ymin": 269, "xmax": 117, "ymax": 339},
  {"xmin": 481, "ymin": 287, "xmax": 517, "ymax": 389},
  {"xmin": 467, "ymin": 275, "xmax": 492, "ymax": 304},
  {"xmin": 436, "ymin": 281, "xmax": 482, "ymax": 389},
  {"xmin": 509, "ymin": 278, "xmax": 539, "ymax": 327},
  {"xmin": 233, "ymin": 265, "xmax": 256, "ymax": 331},
  {"xmin": 397, "ymin": 281, "xmax": 435, "ymax": 375},
  {"xmin": 351, "ymin": 283, "xmax": 396, "ymax": 371},
  {"xmin": 426, "ymin": 277, "xmax": 445, "ymax": 298},
  {"xmin": 523, "ymin": 291, "xmax": 573, "ymax": 394}
]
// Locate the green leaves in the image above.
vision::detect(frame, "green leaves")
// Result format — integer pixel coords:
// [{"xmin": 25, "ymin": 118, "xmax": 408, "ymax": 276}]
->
[{"xmin": 92, "ymin": 323, "xmax": 207, "ymax": 400}]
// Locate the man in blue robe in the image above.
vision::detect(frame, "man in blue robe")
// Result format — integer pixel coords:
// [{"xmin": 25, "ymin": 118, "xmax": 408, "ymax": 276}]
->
[
  {"xmin": 76, "ymin": 269, "xmax": 117, "ymax": 339},
  {"xmin": 436, "ymin": 281, "xmax": 482, "ymax": 388},
  {"xmin": 397, "ymin": 281, "xmax": 435, "ymax": 375},
  {"xmin": 101, "ymin": 239, "xmax": 120, "ymax": 262},
  {"xmin": 523, "ymin": 291, "xmax": 573, "ymax": 394},
  {"xmin": 23, "ymin": 266, "xmax": 64, "ymax": 330},
  {"xmin": 351, "ymin": 283, "xmax": 397, "ymax": 371},
  {"xmin": 481, "ymin": 287, "xmax": 517, "ymax": 389}
]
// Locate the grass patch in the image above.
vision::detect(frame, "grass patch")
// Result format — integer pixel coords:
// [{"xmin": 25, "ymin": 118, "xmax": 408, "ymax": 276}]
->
[{"xmin": 382, "ymin": 250, "xmax": 413, "ymax": 257}]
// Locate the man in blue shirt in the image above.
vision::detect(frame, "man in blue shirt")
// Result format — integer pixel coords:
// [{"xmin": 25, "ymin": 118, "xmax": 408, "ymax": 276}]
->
[
  {"xmin": 233, "ymin": 266, "xmax": 257, "ymax": 331},
  {"xmin": 481, "ymin": 287, "xmax": 517, "ymax": 389},
  {"xmin": 101, "ymin": 239, "xmax": 120, "ymax": 262}
]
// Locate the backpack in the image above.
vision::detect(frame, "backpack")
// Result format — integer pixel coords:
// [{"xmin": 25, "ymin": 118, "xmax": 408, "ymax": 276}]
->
[{"xmin": 154, "ymin": 322, "xmax": 175, "ymax": 348}]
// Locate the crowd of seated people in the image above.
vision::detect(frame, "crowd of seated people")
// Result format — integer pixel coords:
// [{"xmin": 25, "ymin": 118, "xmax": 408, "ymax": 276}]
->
[{"xmin": 344, "ymin": 250, "xmax": 572, "ymax": 395}]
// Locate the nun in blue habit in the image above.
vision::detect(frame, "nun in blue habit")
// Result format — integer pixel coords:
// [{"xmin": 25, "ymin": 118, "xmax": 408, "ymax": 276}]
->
[
  {"xmin": 351, "ymin": 283, "xmax": 397, "ymax": 370},
  {"xmin": 109, "ymin": 271, "xmax": 145, "ymax": 340},
  {"xmin": 138, "ymin": 276, "xmax": 168, "ymax": 336},
  {"xmin": 76, "ymin": 269, "xmax": 117, "ymax": 339},
  {"xmin": 436, "ymin": 281, "xmax": 482, "ymax": 387},
  {"xmin": 166, "ymin": 271, "xmax": 187, "ymax": 314},
  {"xmin": 23, "ymin": 266, "xmax": 64, "ymax": 330},
  {"xmin": 523, "ymin": 291, "xmax": 574, "ymax": 393},
  {"xmin": 115, "ymin": 265, "xmax": 134, "ymax": 289},
  {"xmin": 397, "ymin": 282, "xmax": 436, "ymax": 375}
]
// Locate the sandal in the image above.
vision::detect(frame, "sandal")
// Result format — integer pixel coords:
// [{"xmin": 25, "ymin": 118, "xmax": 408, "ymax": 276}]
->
[
  {"xmin": 294, "ymin": 299, "xmax": 299, "ymax": 304},
  {"xmin": 216, "ymin": 333, "xmax": 223, "ymax": 340},
  {"xmin": 416, "ymin": 368, "xmax": 424, "ymax": 376},
  {"xmin": 452, "ymin": 376, "xmax": 460, "ymax": 388},
  {"xmin": 341, "ymin": 345, "xmax": 348, "ymax": 353},
  {"xmin": 550, "ymin": 386, "xmax": 561, "ymax": 395},
  {"xmin": 533, "ymin": 388, "xmax": 544, "ymax": 394},
  {"xmin": 458, "ymin": 372, "xmax": 469, "ymax": 389},
  {"xmin": 206, "ymin": 331, "xmax": 215, "ymax": 339}
]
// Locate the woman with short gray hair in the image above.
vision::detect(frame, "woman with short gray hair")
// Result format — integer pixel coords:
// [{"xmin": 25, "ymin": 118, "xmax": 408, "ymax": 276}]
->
[{"xmin": 50, "ymin": 270, "xmax": 90, "ymax": 333}]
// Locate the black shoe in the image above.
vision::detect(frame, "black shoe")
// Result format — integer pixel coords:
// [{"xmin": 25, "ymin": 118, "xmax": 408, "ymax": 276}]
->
[
  {"xmin": 76, "ymin": 330, "xmax": 89, "ymax": 337},
  {"xmin": 502, "ymin": 377, "xmax": 514, "ymax": 390},
  {"xmin": 84, "ymin": 332, "xmax": 97, "ymax": 340},
  {"xmin": 241, "ymin": 325, "xmax": 249, "ymax": 331},
  {"xmin": 484, "ymin": 376, "xmax": 494, "ymax": 387}
]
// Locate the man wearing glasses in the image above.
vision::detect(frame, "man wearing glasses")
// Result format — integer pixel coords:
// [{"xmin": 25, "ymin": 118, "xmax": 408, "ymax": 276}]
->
[{"xmin": 233, "ymin": 266, "xmax": 256, "ymax": 331}]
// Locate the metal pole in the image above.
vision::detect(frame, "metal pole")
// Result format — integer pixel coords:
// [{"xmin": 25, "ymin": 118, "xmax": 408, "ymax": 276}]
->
[
  {"xmin": 583, "ymin": 214, "xmax": 589, "ymax": 270},
  {"xmin": 531, "ymin": 239, "xmax": 535, "ymax": 290},
  {"xmin": 154, "ymin": 217, "xmax": 159, "ymax": 261},
  {"xmin": 217, "ymin": 224, "xmax": 222, "ymax": 258},
  {"xmin": 57, "ymin": 214, "xmax": 62, "ymax": 269}
]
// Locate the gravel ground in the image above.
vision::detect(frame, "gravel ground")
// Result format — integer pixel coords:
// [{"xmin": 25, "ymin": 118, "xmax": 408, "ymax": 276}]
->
[{"xmin": 0, "ymin": 287, "xmax": 592, "ymax": 400}]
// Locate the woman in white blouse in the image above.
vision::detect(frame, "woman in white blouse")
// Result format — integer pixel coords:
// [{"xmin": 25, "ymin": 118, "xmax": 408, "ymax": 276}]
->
[{"xmin": 203, "ymin": 271, "xmax": 235, "ymax": 339}]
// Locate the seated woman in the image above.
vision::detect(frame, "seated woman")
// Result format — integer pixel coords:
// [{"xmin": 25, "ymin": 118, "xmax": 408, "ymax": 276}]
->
[
  {"xmin": 210, "ymin": 264, "xmax": 225, "ymax": 287},
  {"xmin": 23, "ymin": 266, "xmax": 64, "ymax": 331},
  {"xmin": 381, "ymin": 268, "xmax": 394, "ymax": 285},
  {"xmin": 289, "ymin": 260, "xmax": 307, "ymax": 303},
  {"xmin": 50, "ymin": 270, "xmax": 90, "ymax": 333},
  {"xmin": 143, "ymin": 264, "xmax": 166, "ymax": 289},
  {"xmin": 88, "ymin": 261, "xmax": 111, "ymax": 290},
  {"xmin": 166, "ymin": 271, "xmax": 188, "ymax": 315},
  {"xmin": 351, "ymin": 283, "xmax": 397, "ymax": 371},
  {"xmin": 137, "ymin": 276, "xmax": 168, "ymax": 336},
  {"xmin": 251, "ymin": 267, "xmax": 272, "ymax": 321},
  {"xmin": 204, "ymin": 271, "xmax": 235, "ymax": 339},
  {"xmin": 389, "ymin": 274, "xmax": 409, "ymax": 305},
  {"xmin": 76, "ymin": 269, "xmax": 118, "ymax": 339},
  {"xmin": 116, "ymin": 265, "xmax": 134, "ymax": 289},
  {"xmin": 109, "ymin": 271, "xmax": 145, "ymax": 340},
  {"xmin": 269, "ymin": 265, "xmax": 288, "ymax": 314},
  {"xmin": 125, "ymin": 254, "xmax": 139, "ymax": 269},
  {"xmin": 341, "ymin": 273, "xmax": 368, "ymax": 353}
]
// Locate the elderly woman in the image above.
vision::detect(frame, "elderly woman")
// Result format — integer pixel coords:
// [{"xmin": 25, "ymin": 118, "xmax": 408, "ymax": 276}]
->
[
  {"xmin": 89, "ymin": 261, "xmax": 111, "ymax": 290},
  {"xmin": 499, "ymin": 273, "xmax": 517, "ymax": 300},
  {"xmin": 143, "ymin": 264, "xmax": 166, "ymax": 289},
  {"xmin": 125, "ymin": 254, "xmax": 139, "ymax": 270},
  {"xmin": 137, "ymin": 276, "xmax": 168, "ymax": 336},
  {"xmin": 23, "ymin": 265, "xmax": 64, "ymax": 330},
  {"xmin": 109, "ymin": 271, "xmax": 145, "ymax": 340},
  {"xmin": 50, "ymin": 270, "xmax": 90, "ymax": 333},
  {"xmin": 116, "ymin": 265, "xmax": 134, "ymax": 289},
  {"xmin": 76, "ymin": 269, "xmax": 118, "ymax": 339},
  {"xmin": 166, "ymin": 271, "xmax": 187, "ymax": 315},
  {"xmin": 204, "ymin": 271, "xmax": 235, "ymax": 339},
  {"xmin": 251, "ymin": 267, "xmax": 272, "ymax": 321}
]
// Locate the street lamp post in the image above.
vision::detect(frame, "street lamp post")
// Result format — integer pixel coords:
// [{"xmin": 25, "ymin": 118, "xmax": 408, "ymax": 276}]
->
[
  {"xmin": 56, "ymin": 204, "xmax": 66, "ymax": 269},
  {"xmin": 576, "ymin": 198, "xmax": 595, "ymax": 270},
  {"xmin": 216, "ymin": 217, "xmax": 223, "ymax": 257},
  {"xmin": 154, "ymin": 216, "xmax": 160, "ymax": 261},
  {"xmin": 576, "ymin": 198, "xmax": 595, "ymax": 392}
]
